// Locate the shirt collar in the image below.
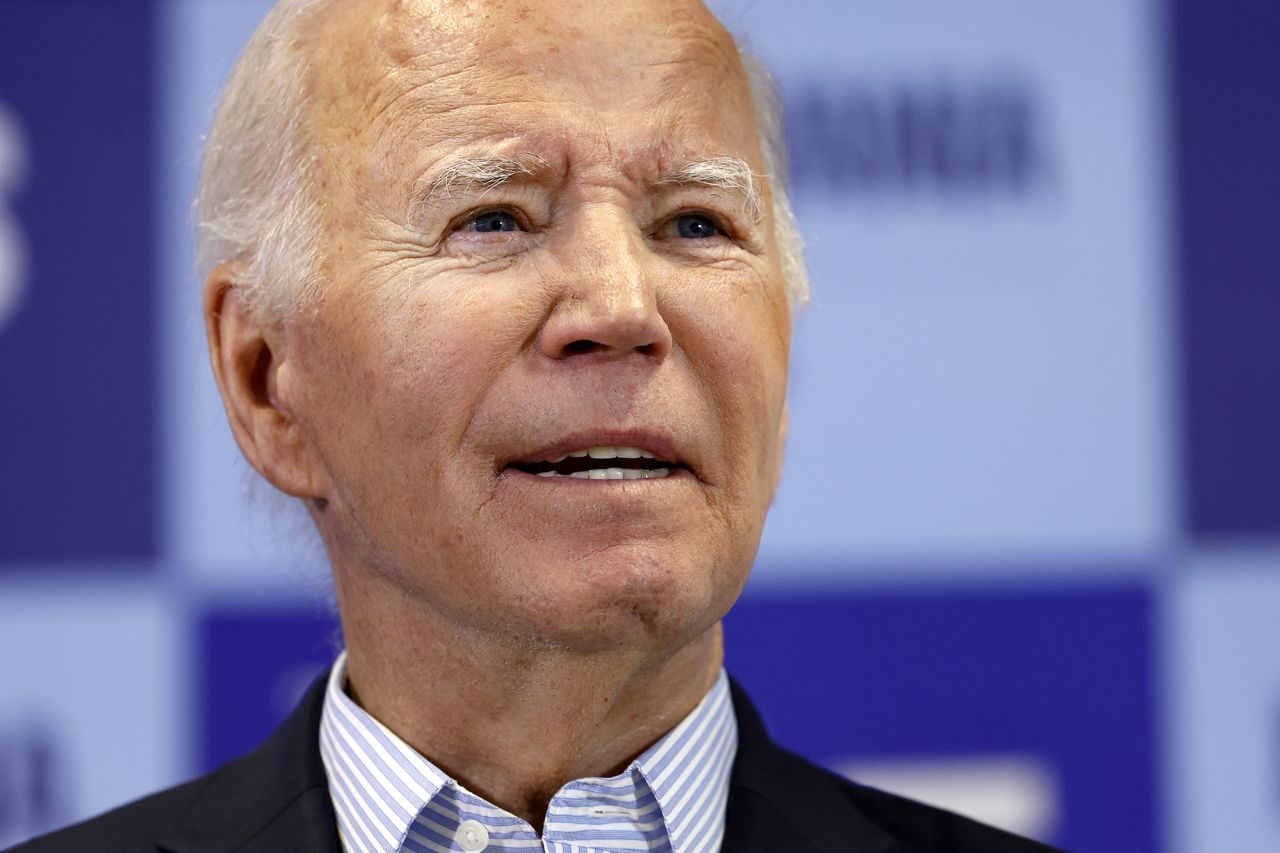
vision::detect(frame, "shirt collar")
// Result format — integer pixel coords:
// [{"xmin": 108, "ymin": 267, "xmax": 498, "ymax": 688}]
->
[{"xmin": 318, "ymin": 651, "xmax": 737, "ymax": 853}]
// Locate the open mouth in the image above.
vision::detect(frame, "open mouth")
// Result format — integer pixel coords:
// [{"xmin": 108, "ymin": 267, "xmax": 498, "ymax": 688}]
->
[{"xmin": 508, "ymin": 446, "xmax": 680, "ymax": 480}]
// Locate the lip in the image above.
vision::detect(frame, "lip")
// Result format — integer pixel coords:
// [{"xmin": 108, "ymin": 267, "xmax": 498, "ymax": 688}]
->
[{"xmin": 502, "ymin": 428, "xmax": 688, "ymax": 472}]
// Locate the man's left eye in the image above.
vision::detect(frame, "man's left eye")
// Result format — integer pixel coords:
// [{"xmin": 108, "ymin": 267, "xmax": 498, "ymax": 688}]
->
[
  {"xmin": 465, "ymin": 211, "xmax": 522, "ymax": 233},
  {"xmin": 673, "ymin": 213, "xmax": 720, "ymax": 239}
]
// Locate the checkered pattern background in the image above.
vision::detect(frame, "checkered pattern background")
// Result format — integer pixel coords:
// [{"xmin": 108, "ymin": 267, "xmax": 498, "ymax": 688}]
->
[{"xmin": 2, "ymin": 1, "xmax": 1276, "ymax": 850}]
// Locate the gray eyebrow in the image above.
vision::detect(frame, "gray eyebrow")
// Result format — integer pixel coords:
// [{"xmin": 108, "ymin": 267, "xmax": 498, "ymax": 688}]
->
[
  {"xmin": 657, "ymin": 156, "xmax": 764, "ymax": 224},
  {"xmin": 412, "ymin": 153, "xmax": 550, "ymax": 206},
  {"xmin": 407, "ymin": 153, "xmax": 764, "ymax": 223}
]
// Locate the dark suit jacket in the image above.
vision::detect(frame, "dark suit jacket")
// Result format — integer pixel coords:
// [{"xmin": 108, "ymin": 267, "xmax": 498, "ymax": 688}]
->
[{"xmin": 9, "ymin": 675, "xmax": 1062, "ymax": 852}]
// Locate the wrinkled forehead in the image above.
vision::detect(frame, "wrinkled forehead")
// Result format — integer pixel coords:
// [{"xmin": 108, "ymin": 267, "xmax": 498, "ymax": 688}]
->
[{"xmin": 299, "ymin": 0, "xmax": 760, "ymax": 178}]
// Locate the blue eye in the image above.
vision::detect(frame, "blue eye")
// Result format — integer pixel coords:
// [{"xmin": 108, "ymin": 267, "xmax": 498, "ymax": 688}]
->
[
  {"xmin": 467, "ymin": 211, "xmax": 521, "ymax": 232},
  {"xmin": 675, "ymin": 214, "xmax": 720, "ymax": 239}
]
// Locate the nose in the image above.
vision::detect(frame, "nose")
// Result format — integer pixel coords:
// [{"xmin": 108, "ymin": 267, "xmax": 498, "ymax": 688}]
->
[{"xmin": 536, "ymin": 212, "xmax": 673, "ymax": 362}]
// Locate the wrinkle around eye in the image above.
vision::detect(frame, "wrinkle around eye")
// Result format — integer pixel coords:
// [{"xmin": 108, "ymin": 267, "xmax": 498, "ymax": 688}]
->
[
  {"xmin": 359, "ymin": 227, "xmax": 512, "ymax": 276},
  {"xmin": 365, "ymin": 234, "xmax": 448, "ymax": 264},
  {"xmin": 353, "ymin": 237, "xmax": 446, "ymax": 288},
  {"xmin": 359, "ymin": 238, "xmax": 525, "ymax": 286}
]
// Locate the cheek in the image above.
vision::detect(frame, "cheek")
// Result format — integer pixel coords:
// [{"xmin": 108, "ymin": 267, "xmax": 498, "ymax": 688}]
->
[
  {"xmin": 690, "ymin": 285, "xmax": 789, "ymax": 407},
  {"xmin": 315, "ymin": 281, "xmax": 554, "ymax": 529},
  {"xmin": 296, "ymin": 307, "xmax": 465, "ymax": 505},
  {"xmin": 723, "ymin": 310, "xmax": 790, "ymax": 485},
  {"xmin": 329, "ymin": 283, "xmax": 503, "ymax": 414}
]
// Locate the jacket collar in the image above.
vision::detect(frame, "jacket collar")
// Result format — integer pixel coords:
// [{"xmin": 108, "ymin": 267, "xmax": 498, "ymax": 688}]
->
[
  {"xmin": 723, "ymin": 678, "xmax": 896, "ymax": 853},
  {"xmin": 156, "ymin": 674, "xmax": 341, "ymax": 853}
]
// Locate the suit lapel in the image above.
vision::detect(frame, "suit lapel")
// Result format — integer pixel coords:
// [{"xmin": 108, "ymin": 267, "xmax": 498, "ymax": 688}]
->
[
  {"xmin": 157, "ymin": 675, "xmax": 341, "ymax": 853},
  {"xmin": 723, "ymin": 678, "xmax": 897, "ymax": 853}
]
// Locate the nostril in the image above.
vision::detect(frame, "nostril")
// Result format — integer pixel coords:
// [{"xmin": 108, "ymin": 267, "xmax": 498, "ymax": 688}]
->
[{"xmin": 564, "ymin": 339, "xmax": 603, "ymax": 355}]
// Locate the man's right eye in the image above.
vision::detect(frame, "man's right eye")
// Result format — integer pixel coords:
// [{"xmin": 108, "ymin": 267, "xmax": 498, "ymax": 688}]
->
[{"xmin": 463, "ymin": 210, "xmax": 522, "ymax": 233}]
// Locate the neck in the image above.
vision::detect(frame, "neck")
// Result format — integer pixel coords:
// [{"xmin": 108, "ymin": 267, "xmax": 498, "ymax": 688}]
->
[{"xmin": 335, "ymin": 573, "xmax": 724, "ymax": 830}]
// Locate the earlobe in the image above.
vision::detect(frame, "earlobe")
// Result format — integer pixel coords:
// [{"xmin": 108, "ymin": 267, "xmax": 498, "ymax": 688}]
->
[{"xmin": 204, "ymin": 265, "xmax": 323, "ymax": 500}]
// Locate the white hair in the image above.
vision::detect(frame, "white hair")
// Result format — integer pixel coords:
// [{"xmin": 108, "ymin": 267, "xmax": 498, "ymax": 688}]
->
[
  {"xmin": 196, "ymin": 0, "xmax": 327, "ymax": 321},
  {"xmin": 196, "ymin": 0, "xmax": 810, "ymax": 319},
  {"xmin": 738, "ymin": 52, "xmax": 811, "ymax": 306}
]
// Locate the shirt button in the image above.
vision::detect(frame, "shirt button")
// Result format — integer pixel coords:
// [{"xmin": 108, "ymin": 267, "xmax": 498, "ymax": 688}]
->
[{"xmin": 456, "ymin": 819, "xmax": 489, "ymax": 853}]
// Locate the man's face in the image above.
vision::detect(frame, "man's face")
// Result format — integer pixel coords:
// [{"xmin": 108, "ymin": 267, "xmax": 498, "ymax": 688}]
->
[{"xmin": 285, "ymin": 0, "xmax": 791, "ymax": 651}]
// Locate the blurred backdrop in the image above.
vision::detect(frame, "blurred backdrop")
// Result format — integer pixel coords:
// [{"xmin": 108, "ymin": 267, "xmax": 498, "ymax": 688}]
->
[{"xmin": 1, "ymin": 1, "xmax": 1276, "ymax": 851}]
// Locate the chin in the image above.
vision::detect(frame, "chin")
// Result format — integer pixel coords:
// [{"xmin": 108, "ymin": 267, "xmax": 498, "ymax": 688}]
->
[{"xmin": 501, "ymin": 540, "xmax": 748, "ymax": 652}]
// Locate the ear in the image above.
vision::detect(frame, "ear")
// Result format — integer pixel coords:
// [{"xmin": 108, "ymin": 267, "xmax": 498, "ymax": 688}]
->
[
  {"xmin": 204, "ymin": 264, "xmax": 324, "ymax": 500},
  {"xmin": 770, "ymin": 400, "xmax": 788, "ymax": 503}
]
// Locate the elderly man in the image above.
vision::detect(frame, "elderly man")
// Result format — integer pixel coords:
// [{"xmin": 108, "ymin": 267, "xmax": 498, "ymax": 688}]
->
[{"xmin": 15, "ymin": 1, "xmax": 1057, "ymax": 851}]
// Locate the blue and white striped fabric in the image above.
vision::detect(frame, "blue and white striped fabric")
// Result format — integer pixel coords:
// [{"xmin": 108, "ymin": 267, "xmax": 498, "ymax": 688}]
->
[{"xmin": 318, "ymin": 653, "xmax": 738, "ymax": 853}]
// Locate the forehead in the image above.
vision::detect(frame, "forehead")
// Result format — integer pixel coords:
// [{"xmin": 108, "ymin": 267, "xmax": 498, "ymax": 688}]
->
[{"xmin": 303, "ymin": 0, "xmax": 760, "ymax": 179}]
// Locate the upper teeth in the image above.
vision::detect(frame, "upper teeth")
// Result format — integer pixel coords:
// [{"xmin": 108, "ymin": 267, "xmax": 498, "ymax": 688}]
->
[{"xmin": 551, "ymin": 446, "xmax": 657, "ymax": 463}]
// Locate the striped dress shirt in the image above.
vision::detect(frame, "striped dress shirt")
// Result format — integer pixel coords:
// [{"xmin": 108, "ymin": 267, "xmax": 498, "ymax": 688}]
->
[{"xmin": 318, "ymin": 653, "xmax": 738, "ymax": 853}]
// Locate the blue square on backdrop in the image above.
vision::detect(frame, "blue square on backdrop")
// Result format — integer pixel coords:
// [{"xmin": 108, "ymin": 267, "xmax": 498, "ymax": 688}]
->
[
  {"xmin": 1176, "ymin": 0, "xmax": 1280, "ymax": 536},
  {"xmin": 199, "ymin": 604, "xmax": 341, "ymax": 772},
  {"xmin": 0, "ymin": 1, "xmax": 156, "ymax": 563},
  {"xmin": 724, "ymin": 579, "xmax": 1158, "ymax": 853}
]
